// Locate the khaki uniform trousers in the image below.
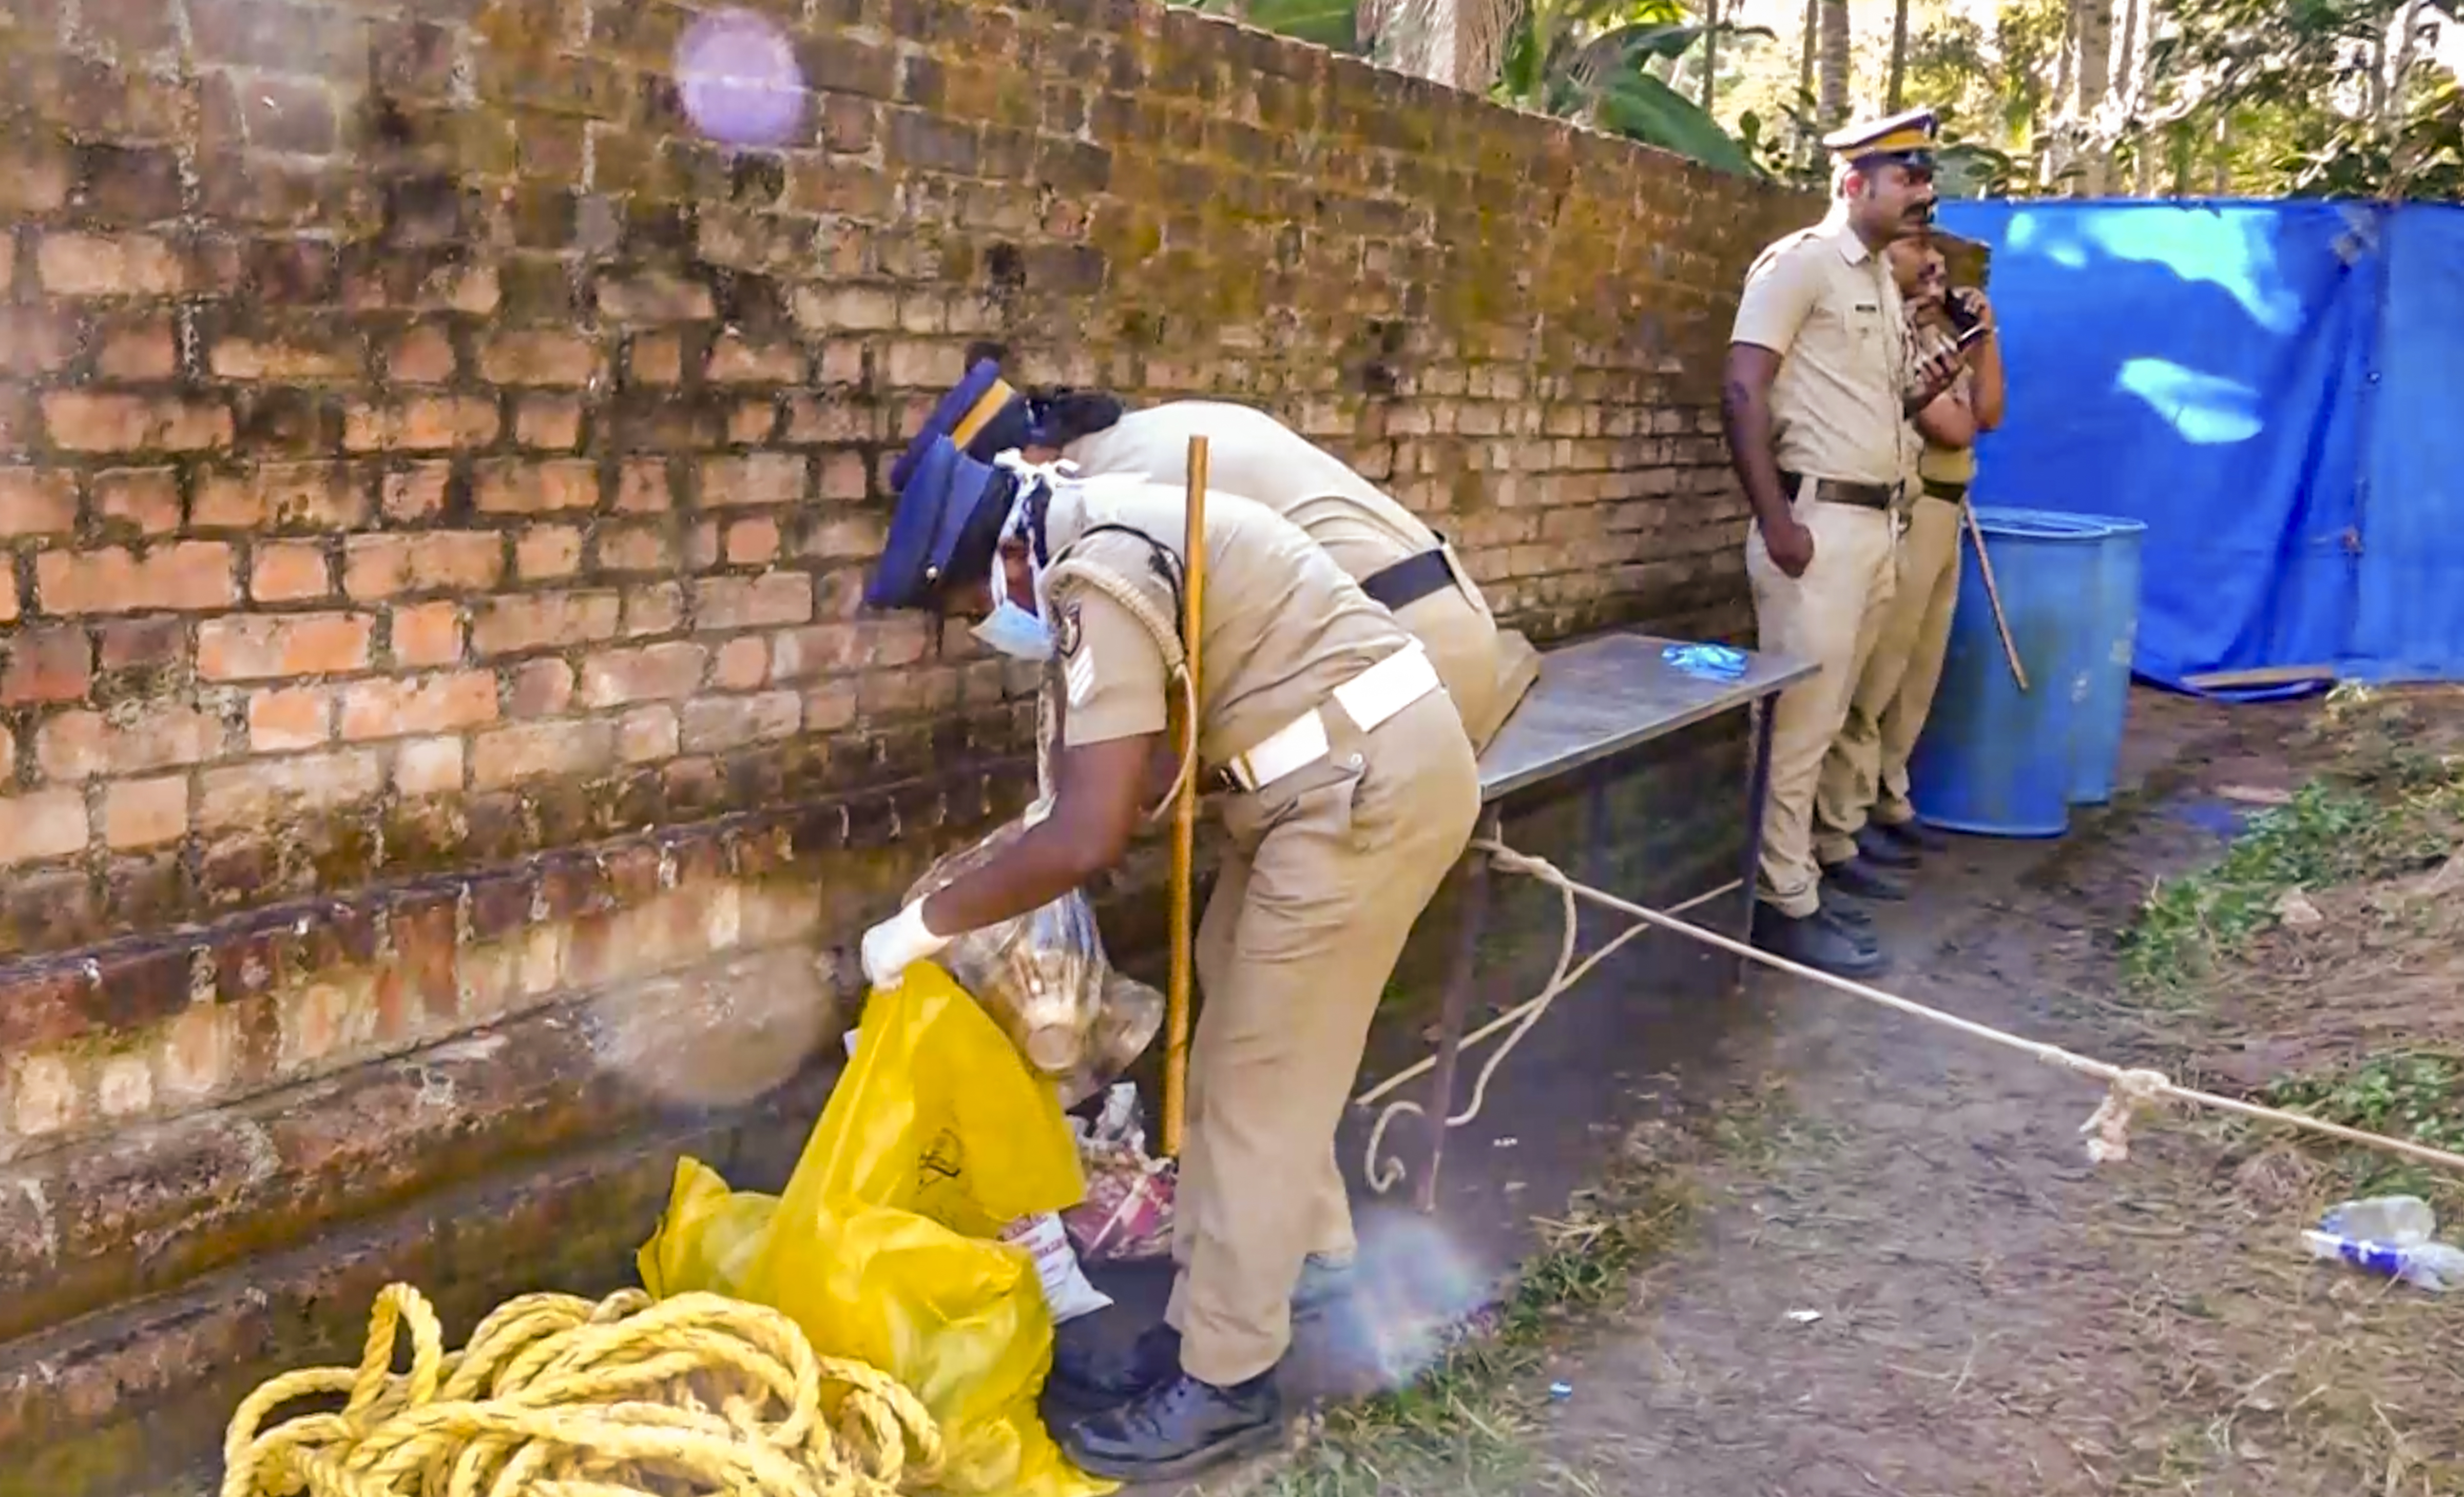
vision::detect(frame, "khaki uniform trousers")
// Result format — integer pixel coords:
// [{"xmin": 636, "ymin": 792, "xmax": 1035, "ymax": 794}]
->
[
  {"xmin": 1171, "ymin": 689, "xmax": 1479, "ymax": 1386},
  {"xmin": 1391, "ymin": 554, "xmax": 1540, "ymax": 755},
  {"xmin": 1747, "ymin": 485, "xmax": 1899, "ymax": 919},
  {"xmin": 1816, "ymin": 493, "xmax": 1964, "ymax": 854}
]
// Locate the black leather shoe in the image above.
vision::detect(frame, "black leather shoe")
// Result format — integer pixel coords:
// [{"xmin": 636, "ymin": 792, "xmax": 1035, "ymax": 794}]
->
[
  {"xmin": 1062, "ymin": 1369, "xmax": 1282, "ymax": 1482},
  {"xmin": 1853, "ymin": 824, "xmax": 1921, "ymax": 869},
  {"xmin": 1052, "ymin": 1322, "xmax": 1182, "ymax": 1404},
  {"xmin": 1873, "ymin": 817, "xmax": 1949, "ymax": 853},
  {"xmin": 1820, "ymin": 898, "xmax": 1876, "ymax": 936},
  {"xmin": 1753, "ymin": 903, "xmax": 1887, "ymax": 978},
  {"xmin": 1821, "ymin": 853, "xmax": 1909, "ymax": 903}
]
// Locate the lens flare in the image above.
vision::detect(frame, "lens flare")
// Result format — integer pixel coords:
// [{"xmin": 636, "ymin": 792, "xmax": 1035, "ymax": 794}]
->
[{"xmin": 675, "ymin": 10, "xmax": 807, "ymax": 150}]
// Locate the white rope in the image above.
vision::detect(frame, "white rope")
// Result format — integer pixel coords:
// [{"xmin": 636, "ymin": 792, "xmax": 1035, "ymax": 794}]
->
[{"xmin": 1361, "ymin": 836, "xmax": 2464, "ymax": 1195}]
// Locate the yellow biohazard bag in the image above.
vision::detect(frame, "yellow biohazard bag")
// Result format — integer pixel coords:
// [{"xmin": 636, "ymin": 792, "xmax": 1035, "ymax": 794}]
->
[{"xmin": 639, "ymin": 963, "xmax": 1114, "ymax": 1497}]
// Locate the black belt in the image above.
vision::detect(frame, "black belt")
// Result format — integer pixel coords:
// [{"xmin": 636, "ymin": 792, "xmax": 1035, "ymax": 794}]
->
[
  {"xmin": 1778, "ymin": 472, "xmax": 1895, "ymax": 510},
  {"xmin": 1360, "ymin": 547, "xmax": 1456, "ymax": 611},
  {"xmin": 1921, "ymin": 479, "xmax": 1969, "ymax": 503}
]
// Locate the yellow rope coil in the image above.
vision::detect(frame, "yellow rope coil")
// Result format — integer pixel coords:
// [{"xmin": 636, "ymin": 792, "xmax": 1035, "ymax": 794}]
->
[{"xmin": 222, "ymin": 1285, "xmax": 945, "ymax": 1497}]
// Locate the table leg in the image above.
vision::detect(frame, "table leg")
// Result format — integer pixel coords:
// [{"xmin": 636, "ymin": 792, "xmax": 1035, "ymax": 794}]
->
[
  {"xmin": 1735, "ymin": 696, "xmax": 1776, "ymax": 995},
  {"xmin": 1416, "ymin": 808, "xmax": 1499, "ymax": 1214},
  {"xmin": 1583, "ymin": 759, "xmax": 1612, "ymax": 889}
]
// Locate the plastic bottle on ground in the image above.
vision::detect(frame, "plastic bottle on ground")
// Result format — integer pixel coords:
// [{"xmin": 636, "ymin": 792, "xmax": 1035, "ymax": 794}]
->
[{"xmin": 2303, "ymin": 1195, "xmax": 2464, "ymax": 1292}]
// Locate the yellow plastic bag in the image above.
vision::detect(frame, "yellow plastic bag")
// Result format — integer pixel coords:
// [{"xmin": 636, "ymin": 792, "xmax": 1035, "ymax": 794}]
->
[{"xmin": 640, "ymin": 962, "xmax": 1114, "ymax": 1497}]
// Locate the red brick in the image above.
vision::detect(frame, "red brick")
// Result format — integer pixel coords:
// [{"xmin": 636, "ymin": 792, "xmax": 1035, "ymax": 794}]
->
[
  {"xmin": 479, "ymin": 330, "xmax": 601, "ymax": 387},
  {"xmin": 209, "ymin": 334, "xmax": 356, "ymax": 381},
  {"xmin": 623, "ymin": 582, "xmax": 684, "ymax": 637},
  {"xmin": 685, "ymin": 520, "xmax": 720, "ymax": 571},
  {"xmin": 248, "ymin": 541, "xmax": 333, "ymax": 602},
  {"xmin": 338, "ymin": 672, "xmax": 499, "ymax": 741},
  {"xmin": 594, "ymin": 521, "xmax": 675, "ymax": 573},
  {"xmin": 516, "ymin": 395, "xmax": 583, "ymax": 449},
  {"xmin": 820, "ymin": 451, "xmax": 869, "ymax": 502},
  {"xmin": 628, "ymin": 333, "xmax": 683, "ymax": 385},
  {"xmin": 192, "ymin": 462, "xmax": 368, "ymax": 530},
  {"xmin": 515, "ymin": 524, "xmax": 583, "ymax": 580},
  {"xmin": 386, "ymin": 326, "xmax": 457, "ymax": 384},
  {"xmin": 95, "ymin": 315, "xmax": 180, "ymax": 379},
  {"xmin": 195, "ymin": 751, "xmax": 383, "ymax": 833},
  {"xmin": 475, "ymin": 458, "xmax": 598, "ymax": 514},
  {"xmin": 595, "ymin": 273, "xmax": 715, "ymax": 323},
  {"xmin": 470, "ymin": 720, "xmax": 615, "ymax": 789},
  {"xmin": 0, "ymin": 308, "xmax": 81, "ymax": 376},
  {"xmin": 698, "ymin": 453, "xmax": 805, "ymax": 509},
  {"xmin": 804, "ymin": 679, "xmax": 858, "ymax": 732},
  {"xmin": 389, "ymin": 602, "xmax": 463, "ymax": 667},
  {"xmin": 104, "ymin": 776, "xmax": 190, "ymax": 850},
  {"xmin": 692, "ymin": 573, "xmax": 812, "ymax": 630},
  {"xmin": 0, "ymin": 571, "xmax": 16, "ymax": 625},
  {"xmin": 37, "ymin": 231, "xmax": 185, "ymax": 296},
  {"xmin": 45, "ymin": 392, "xmax": 233, "ymax": 452},
  {"xmin": 769, "ymin": 624, "xmax": 861, "ymax": 682},
  {"xmin": 1, "ymin": 626, "xmax": 92, "ymax": 704},
  {"xmin": 706, "ymin": 335, "xmax": 804, "ymax": 383},
  {"xmin": 394, "ymin": 736, "xmax": 465, "ymax": 795},
  {"xmin": 93, "ymin": 468, "xmax": 182, "ymax": 535},
  {"xmin": 37, "ymin": 704, "xmax": 221, "ymax": 779},
  {"xmin": 0, "ymin": 469, "xmax": 79, "ymax": 537},
  {"xmin": 727, "ymin": 399, "xmax": 776, "ymax": 444},
  {"xmin": 197, "ymin": 611, "xmax": 373, "ymax": 681},
  {"xmin": 725, "ymin": 517, "xmax": 782, "ymax": 566},
  {"xmin": 380, "ymin": 463, "xmax": 452, "ymax": 522},
  {"xmin": 0, "ymin": 136, "xmax": 72, "ymax": 216},
  {"xmin": 681, "ymin": 691, "xmax": 802, "ymax": 752},
  {"xmin": 508, "ymin": 658, "xmax": 573, "ymax": 717},
  {"xmin": 614, "ymin": 458, "xmax": 672, "ymax": 512},
  {"xmin": 617, "ymin": 707, "xmax": 678, "ymax": 762},
  {"xmin": 579, "ymin": 642, "xmax": 707, "ymax": 707},
  {"xmin": 248, "ymin": 687, "xmax": 333, "ymax": 751},
  {"xmin": 713, "ymin": 636, "xmax": 768, "ymax": 690},
  {"xmin": 342, "ymin": 532, "xmax": 505, "ymax": 599},
  {"xmin": 471, "ymin": 590, "xmax": 620, "ymax": 656},
  {"xmin": 343, "ymin": 396, "xmax": 499, "ymax": 452},
  {"xmin": 0, "ymin": 789, "xmax": 89, "ymax": 865},
  {"xmin": 99, "ymin": 617, "xmax": 186, "ymax": 670},
  {"xmin": 36, "ymin": 542, "xmax": 236, "ymax": 614}
]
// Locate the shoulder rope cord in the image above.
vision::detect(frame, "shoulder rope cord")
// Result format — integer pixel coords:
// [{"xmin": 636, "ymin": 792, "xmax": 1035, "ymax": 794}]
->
[
  {"xmin": 1041, "ymin": 547, "xmax": 1200, "ymax": 825},
  {"xmin": 1361, "ymin": 839, "xmax": 2464, "ymax": 1198}
]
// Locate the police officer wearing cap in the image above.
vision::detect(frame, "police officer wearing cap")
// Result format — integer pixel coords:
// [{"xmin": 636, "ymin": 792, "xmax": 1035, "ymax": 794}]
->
[
  {"xmin": 858, "ymin": 436, "xmax": 1480, "ymax": 1482},
  {"xmin": 890, "ymin": 362, "xmax": 1540, "ymax": 753},
  {"xmin": 1816, "ymin": 234, "xmax": 2006, "ymax": 880},
  {"xmin": 1720, "ymin": 105, "xmax": 1965, "ymax": 979}
]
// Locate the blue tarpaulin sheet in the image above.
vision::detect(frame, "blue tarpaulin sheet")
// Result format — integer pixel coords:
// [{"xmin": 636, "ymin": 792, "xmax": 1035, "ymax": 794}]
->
[{"xmin": 1931, "ymin": 199, "xmax": 2464, "ymax": 692}]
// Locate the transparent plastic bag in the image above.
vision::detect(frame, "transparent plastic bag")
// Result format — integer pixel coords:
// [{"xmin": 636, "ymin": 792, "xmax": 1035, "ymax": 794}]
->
[{"xmin": 903, "ymin": 675, "xmax": 1166, "ymax": 1103}]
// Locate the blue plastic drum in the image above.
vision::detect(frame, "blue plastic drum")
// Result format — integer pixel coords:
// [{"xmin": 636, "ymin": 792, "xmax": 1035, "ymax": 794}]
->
[{"xmin": 1907, "ymin": 508, "xmax": 2102, "ymax": 837}]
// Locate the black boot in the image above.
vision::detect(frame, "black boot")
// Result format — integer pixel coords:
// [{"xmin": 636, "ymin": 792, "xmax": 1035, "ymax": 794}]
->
[
  {"xmin": 1753, "ymin": 903, "xmax": 1886, "ymax": 978},
  {"xmin": 1853, "ymin": 824, "xmax": 1921, "ymax": 869},
  {"xmin": 1821, "ymin": 896, "xmax": 1876, "ymax": 936},
  {"xmin": 1062, "ymin": 1368, "xmax": 1283, "ymax": 1482},
  {"xmin": 1051, "ymin": 1323, "xmax": 1182, "ymax": 1403},
  {"xmin": 1873, "ymin": 816, "xmax": 1948, "ymax": 854},
  {"xmin": 1821, "ymin": 853, "xmax": 1909, "ymax": 903}
]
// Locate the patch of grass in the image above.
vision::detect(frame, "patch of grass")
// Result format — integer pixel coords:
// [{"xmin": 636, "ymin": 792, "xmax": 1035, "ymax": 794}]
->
[
  {"xmin": 2262, "ymin": 1051, "xmax": 2464, "ymax": 1206},
  {"xmin": 2121, "ymin": 773, "xmax": 2459, "ymax": 1001},
  {"xmin": 1258, "ymin": 1157, "xmax": 1699, "ymax": 1497}
]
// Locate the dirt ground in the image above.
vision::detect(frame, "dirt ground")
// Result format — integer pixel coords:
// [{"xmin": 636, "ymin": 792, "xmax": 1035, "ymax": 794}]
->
[{"xmin": 1248, "ymin": 686, "xmax": 2464, "ymax": 1497}]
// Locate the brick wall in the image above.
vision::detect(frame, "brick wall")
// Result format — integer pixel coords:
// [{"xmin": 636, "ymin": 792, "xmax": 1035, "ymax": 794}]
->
[{"xmin": 0, "ymin": 0, "xmax": 1809, "ymax": 975}]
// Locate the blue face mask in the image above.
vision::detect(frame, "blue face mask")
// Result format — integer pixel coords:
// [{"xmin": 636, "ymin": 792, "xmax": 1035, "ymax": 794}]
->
[{"xmin": 973, "ymin": 598, "xmax": 1053, "ymax": 661}]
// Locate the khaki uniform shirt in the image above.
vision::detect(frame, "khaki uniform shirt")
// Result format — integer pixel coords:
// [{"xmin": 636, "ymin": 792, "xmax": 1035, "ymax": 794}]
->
[
  {"xmin": 1063, "ymin": 403, "xmax": 1479, "ymax": 611},
  {"xmin": 1042, "ymin": 475, "xmax": 1411, "ymax": 768},
  {"xmin": 1732, "ymin": 221, "xmax": 1914, "ymax": 488},
  {"xmin": 1918, "ymin": 368, "xmax": 1979, "ymax": 485}
]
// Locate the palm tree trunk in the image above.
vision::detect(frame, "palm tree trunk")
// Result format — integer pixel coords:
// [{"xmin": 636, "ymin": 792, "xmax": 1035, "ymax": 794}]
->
[
  {"xmin": 1886, "ymin": 0, "xmax": 1910, "ymax": 112},
  {"xmin": 1701, "ymin": 0, "xmax": 1722, "ymax": 112},
  {"xmin": 2383, "ymin": 0, "xmax": 2428, "ymax": 137},
  {"xmin": 1817, "ymin": 0, "xmax": 1851, "ymax": 128},
  {"xmin": 1799, "ymin": 0, "xmax": 1819, "ymax": 166},
  {"xmin": 2071, "ymin": 0, "xmax": 2114, "ymax": 193}
]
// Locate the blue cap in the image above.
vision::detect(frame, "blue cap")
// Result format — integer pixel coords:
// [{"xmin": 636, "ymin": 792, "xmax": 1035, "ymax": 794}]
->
[
  {"xmin": 888, "ymin": 358, "xmax": 1039, "ymax": 492},
  {"xmin": 865, "ymin": 436, "xmax": 1007, "ymax": 611}
]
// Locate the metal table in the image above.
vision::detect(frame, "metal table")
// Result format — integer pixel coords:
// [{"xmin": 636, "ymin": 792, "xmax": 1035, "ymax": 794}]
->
[{"xmin": 1373, "ymin": 630, "xmax": 1814, "ymax": 1212}]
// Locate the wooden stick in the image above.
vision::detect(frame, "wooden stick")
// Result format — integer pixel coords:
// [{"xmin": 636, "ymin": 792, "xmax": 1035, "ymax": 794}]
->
[
  {"xmin": 1162, "ymin": 436, "xmax": 1209, "ymax": 1159},
  {"xmin": 1961, "ymin": 503, "xmax": 2029, "ymax": 693}
]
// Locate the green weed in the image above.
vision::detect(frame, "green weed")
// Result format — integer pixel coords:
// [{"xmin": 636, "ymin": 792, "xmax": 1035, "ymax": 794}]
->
[{"xmin": 2263, "ymin": 1051, "xmax": 2464, "ymax": 1204}]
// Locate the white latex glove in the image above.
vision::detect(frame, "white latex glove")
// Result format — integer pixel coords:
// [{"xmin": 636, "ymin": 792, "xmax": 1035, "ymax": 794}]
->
[{"xmin": 861, "ymin": 901, "xmax": 950, "ymax": 990}]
